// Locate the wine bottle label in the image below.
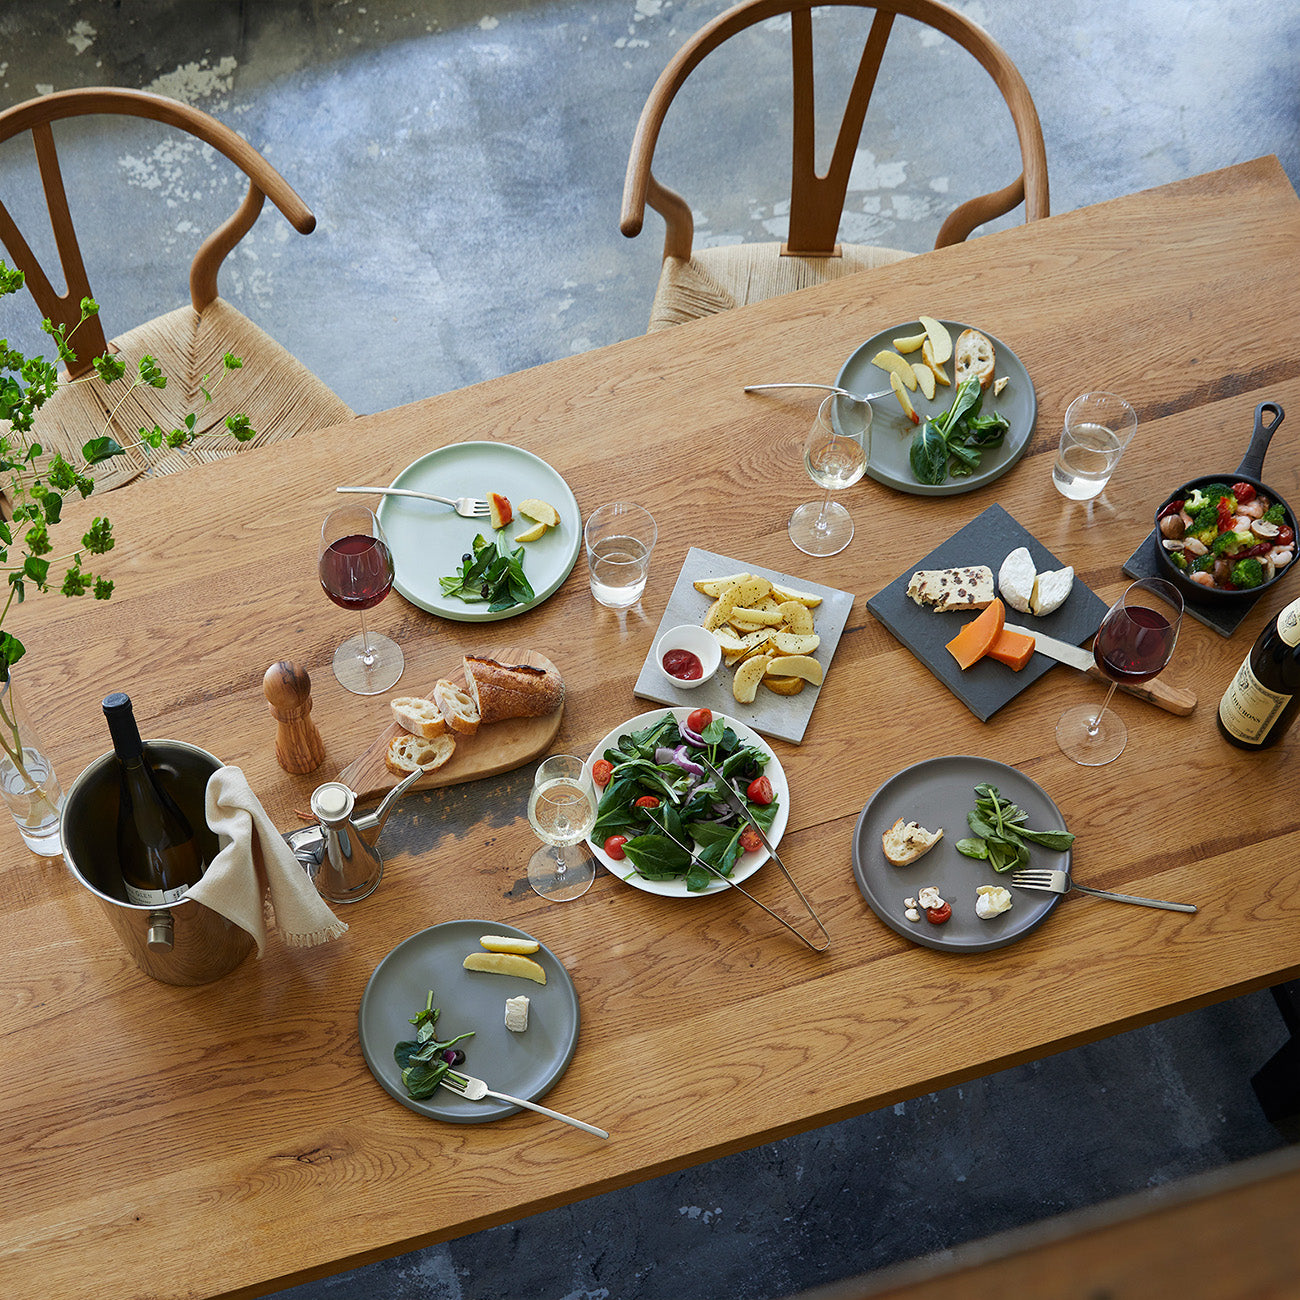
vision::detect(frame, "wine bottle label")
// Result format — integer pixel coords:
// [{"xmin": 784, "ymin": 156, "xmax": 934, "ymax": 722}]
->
[
  {"xmin": 123, "ymin": 881, "xmax": 191, "ymax": 906},
  {"xmin": 1218, "ymin": 657, "xmax": 1292, "ymax": 743},
  {"xmin": 1277, "ymin": 600, "xmax": 1300, "ymax": 648}
]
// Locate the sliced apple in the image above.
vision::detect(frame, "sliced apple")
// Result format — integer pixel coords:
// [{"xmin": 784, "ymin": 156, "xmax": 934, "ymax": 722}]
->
[
  {"xmin": 488, "ymin": 492, "xmax": 512, "ymax": 529},
  {"xmin": 463, "ymin": 952, "xmax": 547, "ymax": 984},
  {"xmin": 519, "ymin": 498, "xmax": 560, "ymax": 527},
  {"xmin": 922, "ymin": 337, "xmax": 951, "ymax": 387},
  {"xmin": 918, "ymin": 315, "xmax": 952, "ymax": 364},
  {"xmin": 871, "ymin": 348, "xmax": 916, "ymax": 391},
  {"xmin": 890, "ymin": 372, "xmax": 920, "ymax": 424},
  {"xmin": 514, "ymin": 520, "xmax": 548, "ymax": 543},
  {"xmin": 892, "ymin": 330, "xmax": 928, "ymax": 353},
  {"xmin": 911, "ymin": 359, "xmax": 936, "ymax": 400},
  {"xmin": 480, "ymin": 934, "xmax": 541, "ymax": 955}
]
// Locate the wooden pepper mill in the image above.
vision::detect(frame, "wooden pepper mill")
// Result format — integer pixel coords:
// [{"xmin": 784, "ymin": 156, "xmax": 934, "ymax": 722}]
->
[{"xmin": 263, "ymin": 660, "xmax": 327, "ymax": 775}]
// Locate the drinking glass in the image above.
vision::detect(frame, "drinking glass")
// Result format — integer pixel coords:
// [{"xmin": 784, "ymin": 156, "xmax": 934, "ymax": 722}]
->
[
  {"xmin": 318, "ymin": 504, "xmax": 404, "ymax": 695},
  {"xmin": 788, "ymin": 393, "xmax": 870, "ymax": 556},
  {"xmin": 1056, "ymin": 578, "xmax": 1183, "ymax": 765},
  {"xmin": 526, "ymin": 754, "xmax": 598, "ymax": 900},
  {"xmin": 1051, "ymin": 392, "xmax": 1138, "ymax": 501},
  {"xmin": 585, "ymin": 502, "xmax": 657, "ymax": 608}
]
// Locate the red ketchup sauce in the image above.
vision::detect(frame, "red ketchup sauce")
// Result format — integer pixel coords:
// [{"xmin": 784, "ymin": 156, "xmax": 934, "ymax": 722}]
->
[{"xmin": 662, "ymin": 648, "xmax": 703, "ymax": 680}]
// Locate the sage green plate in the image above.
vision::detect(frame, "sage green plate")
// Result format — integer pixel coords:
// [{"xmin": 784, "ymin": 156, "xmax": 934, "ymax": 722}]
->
[{"xmin": 377, "ymin": 441, "xmax": 582, "ymax": 621}]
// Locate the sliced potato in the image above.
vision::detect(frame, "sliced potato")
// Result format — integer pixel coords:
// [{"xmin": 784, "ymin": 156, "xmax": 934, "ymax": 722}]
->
[
  {"xmin": 711, "ymin": 627, "xmax": 750, "ymax": 653},
  {"xmin": 764, "ymin": 654, "xmax": 824, "ymax": 686},
  {"xmin": 922, "ymin": 337, "xmax": 951, "ymax": 387},
  {"xmin": 911, "ymin": 359, "xmax": 936, "ymax": 400},
  {"xmin": 770, "ymin": 582, "xmax": 823, "ymax": 608},
  {"xmin": 762, "ymin": 674, "xmax": 805, "ymax": 696},
  {"xmin": 730, "ymin": 605, "xmax": 786, "ymax": 626},
  {"xmin": 701, "ymin": 596, "xmax": 729, "ymax": 631},
  {"xmin": 694, "ymin": 572, "xmax": 754, "ymax": 597},
  {"xmin": 918, "ymin": 315, "xmax": 952, "ymax": 365},
  {"xmin": 892, "ymin": 330, "xmax": 928, "ymax": 353},
  {"xmin": 514, "ymin": 520, "xmax": 548, "ymax": 543},
  {"xmin": 480, "ymin": 934, "xmax": 540, "ymax": 955},
  {"xmin": 732, "ymin": 653, "xmax": 772, "ymax": 704},
  {"xmin": 872, "ymin": 348, "xmax": 917, "ymax": 391},
  {"xmin": 768, "ymin": 631, "xmax": 820, "ymax": 656},
  {"xmin": 518, "ymin": 498, "xmax": 560, "ymax": 527},
  {"xmin": 776, "ymin": 600, "xmax": 814, "ymax": 635},
  {"xmin": 463, "ymin": 952, "xmax": 547, "ymax": 984},
  {"xmin": 890, "ymin": 372, "xmax": 920, "ymax": 424}
]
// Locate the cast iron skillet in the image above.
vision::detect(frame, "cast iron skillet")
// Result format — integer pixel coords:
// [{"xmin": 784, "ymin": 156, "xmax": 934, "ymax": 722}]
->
[{"xmin": 1153, "ymin": 401, "xmax": 1290, "ymax": 604}]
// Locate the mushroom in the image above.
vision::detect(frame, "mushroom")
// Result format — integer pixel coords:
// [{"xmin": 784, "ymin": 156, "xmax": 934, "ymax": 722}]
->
[{"xmin": 1159, "ymin": 513, "xmax": 1186, "ymax": 540}]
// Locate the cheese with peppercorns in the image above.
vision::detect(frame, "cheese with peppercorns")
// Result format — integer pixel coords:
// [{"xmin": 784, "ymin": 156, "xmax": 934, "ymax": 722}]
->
[{"xmin": 906, "ymin": 565, "xmax": 995, "ymax": 612}]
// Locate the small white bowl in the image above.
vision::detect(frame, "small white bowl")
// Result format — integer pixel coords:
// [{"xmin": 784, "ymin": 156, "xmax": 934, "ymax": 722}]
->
[{"xmin": 654, "ymin": 623, "xmax": 721, "ymax": 690}]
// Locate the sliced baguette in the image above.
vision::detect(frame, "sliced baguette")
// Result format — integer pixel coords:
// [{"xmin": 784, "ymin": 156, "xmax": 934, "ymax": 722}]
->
[
  {"xmin": 954, "ymin": 328, "xmax": 996, "ymax": 390},
  {"xmin": 434, "ymin": 679, "xmax": 481, "ymax": 735},
  {"xmin": 384, "ymin": 732, "xmax": 456, "ymax": 776},
  {"xmin": 881, "ymin": 817, "xmax": 943, "ymax": 866},
  {"xmin": 464, "ymin": 656, "xmax": 564, "ymax": 724},
  {"xmin": 390, "ymin": 695, "xmax": 447, "ymax": 739}
]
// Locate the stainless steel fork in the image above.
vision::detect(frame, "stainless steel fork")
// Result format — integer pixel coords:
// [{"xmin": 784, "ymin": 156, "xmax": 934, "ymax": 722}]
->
[
  {"xmin": 1010, "ymin": 869, "xmax": 1197, "ymax": 913},
  {"xmin": 336, "ymin": 485, "xmax": 491, "ymax": 517},
  {"xmin": 439, "ymin": 1070, "xmax": 608, "ymax": 1138}
]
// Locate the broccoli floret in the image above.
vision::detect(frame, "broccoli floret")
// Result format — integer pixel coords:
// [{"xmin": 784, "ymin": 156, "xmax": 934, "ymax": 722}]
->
[
  {"xmin": 1184, "ymin": 484, "xmax": 1236, "ymax": 514},
  {"xmin": 1263, "ymin": 501, "xmax": 1287, "ymax": 525},
  {"xmin": 1190, "ymin": 552, "xmax": 1217, "ymax": 574},
  {"xmin": 1167, "ymin": 551, "xmax": 1188, "ymax": 570},
  {"xmin": 1231, "ymin": 557, "xmax": 1265, "ymax": 589},
  {"xmin": 1211, "ymin": 530, "xmax": 1256, "ymax": 557}
]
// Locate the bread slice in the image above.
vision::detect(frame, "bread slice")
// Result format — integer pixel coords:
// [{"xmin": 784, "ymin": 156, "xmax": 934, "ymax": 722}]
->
[
  {"xmin": 384, "ymin": 732, "xmax": 456, "ymax": 776},
  {"xmin": 434, "ymin": 679, "xmax": 480, "ymax": 734},
  {"xmin": 464, "ymin": 656, "xmax": 564, "ymax": 724},
  {"xmin": 881, "ymin": 818, "xmax": 943, "ymax": 866},
  {"xmin": 390, "ymin": 696, "xmax": 447, "ymax": 739},
  {"xmin": 954, "ymin": 328, "xmax": 996, "ymax": 390}
]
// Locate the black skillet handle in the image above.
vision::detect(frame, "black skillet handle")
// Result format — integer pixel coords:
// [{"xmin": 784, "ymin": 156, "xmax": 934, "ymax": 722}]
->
[{"xmin": 1236, "ymin": 401, "xmax": 1285, "ymax": 478}]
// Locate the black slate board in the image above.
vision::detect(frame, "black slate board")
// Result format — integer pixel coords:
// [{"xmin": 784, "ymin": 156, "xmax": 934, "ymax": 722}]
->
[
  {"xmin": 867, "ymin": 503, "xmax": 1108, "ymax": 721},
  {"xmin": 1121, "ymin": 528, "xmax": 1260, "ymax": 638}
]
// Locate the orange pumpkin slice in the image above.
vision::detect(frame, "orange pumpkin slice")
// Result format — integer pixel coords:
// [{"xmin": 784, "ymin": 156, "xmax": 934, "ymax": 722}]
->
[
  {"xmin": 945, "ymin": 597, "xmax": 1006, "ymax": 670},
  {"xmin": 986, "ymin": 626, "xmax": 1036, "ymax": 671}
]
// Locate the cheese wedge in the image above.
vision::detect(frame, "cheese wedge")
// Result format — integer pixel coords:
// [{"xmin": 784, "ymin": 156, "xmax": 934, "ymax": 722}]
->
[
  {"xmin": 998, "ymin": 547, "xmax": 1037, "ymax": 613},
  {"xmin": 1030, "ymin": 566, "xmax": 1074, "ymax": 616}
]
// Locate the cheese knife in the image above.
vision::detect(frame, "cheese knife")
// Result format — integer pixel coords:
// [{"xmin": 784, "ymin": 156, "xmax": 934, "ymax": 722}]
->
[{"xmin": 1003, "ymin": 622, "xmax": 1196, "ymax": 716}]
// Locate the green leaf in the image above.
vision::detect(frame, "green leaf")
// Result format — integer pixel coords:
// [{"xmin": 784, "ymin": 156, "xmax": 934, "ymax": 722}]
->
[
  {"xmin": 909, "ymin": 422, "xmax": 950, "ymax": 485},
  {"xmin": 82, "ymin": 436, "xmax": 124, "ymax": 465},
  {"xmin": 0, "ymin": 631, "xmax": 25, "ymax": 668},
  {"xmin": 82, "ymin": 516, "xmax": 114, "ymax": 554},
  {"xmin": 23, "ymin": 555, "xmax": 50, "ymax": 588}
]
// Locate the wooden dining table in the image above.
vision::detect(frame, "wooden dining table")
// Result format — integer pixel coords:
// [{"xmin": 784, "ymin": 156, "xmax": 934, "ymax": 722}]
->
[{"xmin": 3, "ymin": 155, "xmax": 1299, "ymax": 1300}]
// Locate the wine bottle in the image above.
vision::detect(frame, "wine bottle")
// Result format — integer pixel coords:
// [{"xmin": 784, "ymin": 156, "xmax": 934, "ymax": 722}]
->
[
  {"xmin": 1217, "ymin": 596, "xmax": 1300, "ymax": 749},
  {"xmin": 102, "ymin": 693, "xmax": 204, "ymax": 904}
]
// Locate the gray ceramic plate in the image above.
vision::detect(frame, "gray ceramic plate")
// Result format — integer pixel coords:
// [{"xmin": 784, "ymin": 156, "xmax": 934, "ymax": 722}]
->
[
  {"xmin": 377, "ymin": 441, "xmax": 582, "ymax": 621},
  {"xmin": 358, "ymin": 919, "xmax": 580, "ymax": 1123},
  {"xmin": 836, "ymin": 319, "xmax": 1036, "ymax": 496},
  {"xmin": 851, "ymin": 756, "xmax": 1069, "ymax": 953}
]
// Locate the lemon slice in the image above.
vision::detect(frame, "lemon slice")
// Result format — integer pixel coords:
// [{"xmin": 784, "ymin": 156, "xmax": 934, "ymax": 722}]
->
[
  {"xmin": 479, "ymin": 934, "xmax": 540, "ymax": 955},
  {"xmin": 463, "ymin": 952, "xmax": 547, "ymax": 984}
]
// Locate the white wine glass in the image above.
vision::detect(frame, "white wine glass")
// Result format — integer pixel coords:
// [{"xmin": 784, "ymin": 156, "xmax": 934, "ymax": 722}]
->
[
  {"xmin": 788, "ymin": 393, "xmax": 871, "ymax": 556},
  {"xmin": 1056, "ymin": 578, "xmax": 1184, "ymax": 765},
  {"xmin": 526, "ymin": 754, "xmax": 598, "ymax": 901}
]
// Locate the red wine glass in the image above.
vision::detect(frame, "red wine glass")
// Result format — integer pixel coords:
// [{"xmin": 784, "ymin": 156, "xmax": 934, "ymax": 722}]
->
[
  {"xmin": 1056, "ymin": 578, "xmax": 1183, "ymax": 765},
  {"xmin": 319, "ymin": 504, "xmax": 403, "ymax": 695}
]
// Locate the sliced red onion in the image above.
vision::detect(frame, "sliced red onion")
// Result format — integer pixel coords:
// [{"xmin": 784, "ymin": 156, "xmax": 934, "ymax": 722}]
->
[
  {"xmin": 673, "ymin": 745, "xmax": 705, "ymax": 776},
  {"xmin": 680, "ymin": 722, "xmax": 706, "ymax": 747}
]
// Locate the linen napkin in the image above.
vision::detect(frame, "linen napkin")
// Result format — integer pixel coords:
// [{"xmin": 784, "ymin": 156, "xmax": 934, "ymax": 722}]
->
[{"xmin": 190, "ymin": 765, "xmax": 347, "ymax": 954}]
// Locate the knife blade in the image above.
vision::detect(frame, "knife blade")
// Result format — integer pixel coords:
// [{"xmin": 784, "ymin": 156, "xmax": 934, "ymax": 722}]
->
[{"xmin": 1003, "ymin": 622, "xmax": 1196, "ymax": 716}]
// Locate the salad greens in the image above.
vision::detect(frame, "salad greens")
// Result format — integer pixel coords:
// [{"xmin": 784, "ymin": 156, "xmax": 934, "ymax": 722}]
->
[
  {"xmin": 954, "ymin": 783, "xmax": 1075, "ymax": 873},
  {"xmin": 909, "ymin": 376, "xmax": 1010, "ymax": 486},
  {"xmin": 591, "ymin": 712, "xmax": 778, "ymax": 893},
  {"xmin": 439, "ymin": 530, "xmax": 535, "ymax": 612},
  {"xmin": 393, "ymin": 991, "xmax": 475, "ymax": 1099}
]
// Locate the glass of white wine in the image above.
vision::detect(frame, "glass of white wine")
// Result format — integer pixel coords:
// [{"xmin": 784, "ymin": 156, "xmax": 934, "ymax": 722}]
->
[
  {"xmin": 788, "ymin": 393, "xmax": 871, "ymax": 556},
  {"xmin": 526, "ymin": 754, "xmax": 598, "ymax": 901}
]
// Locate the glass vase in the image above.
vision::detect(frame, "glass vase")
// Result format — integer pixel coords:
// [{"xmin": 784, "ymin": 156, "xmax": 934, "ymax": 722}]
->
[{"xmin": 0, "ymin": 670, "xmax": 65, "ymax": 856}]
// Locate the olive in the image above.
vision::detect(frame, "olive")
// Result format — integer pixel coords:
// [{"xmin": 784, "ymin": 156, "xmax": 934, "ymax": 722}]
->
[{"xmin": 441, "ymin": 1048, "xmax": 466, "ymax": 1067}]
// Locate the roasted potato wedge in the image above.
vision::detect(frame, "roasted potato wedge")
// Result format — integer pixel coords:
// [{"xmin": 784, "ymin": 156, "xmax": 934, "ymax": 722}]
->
[
  {"xmin": 693, "ymin": 572, "xmax": 754, "ymax": 597},
  {"xmin": 764, "ymin": 654, "xmax": 824, "ymax": 686},
  {"xmin": 732, "ymin": 654, "xmax": 772, "ymax": 704},
  {"xmin": 762, "ymin": 674, "xmax": 805, "ymax": 696},
  {"xmin": 768, "ymin": 631, "xmax": 820, "ymax": 656}
]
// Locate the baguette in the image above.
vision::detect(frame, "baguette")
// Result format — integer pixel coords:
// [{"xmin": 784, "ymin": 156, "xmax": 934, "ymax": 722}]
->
[
  {"xmin": 384, "ymin": 732, "xmax": 456, "ymax": 775},
  {"xmin": 953, "ymin": 328, "xmax": 995, "ymax": 390},
  {"xmin": 434, "ymin": 679, "xmax": 480, "ymax": 734},
  {"xmin": 881, "ymin": 818, "xmax": 943, "ymax": 866},
  {"xmin": 464, "ymin": 656, "xmax": 564, "ymax": 724},
  {"xmin": 390, "ymin": 696, "xmax": 447, "ymax": 739}
]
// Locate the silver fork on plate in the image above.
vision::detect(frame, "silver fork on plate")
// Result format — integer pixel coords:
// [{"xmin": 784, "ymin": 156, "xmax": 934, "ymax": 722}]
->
[
  {"xmin": 336, "ymin": 486, "xmax": 491, "ymax": 518},
  {"xmin": 1010, "ymin": 869, "xmax": 1197, "ymax": 913},
  {"xmin": 439, "ymin": 1070, "xmax": 609, "ymax": 1138}
]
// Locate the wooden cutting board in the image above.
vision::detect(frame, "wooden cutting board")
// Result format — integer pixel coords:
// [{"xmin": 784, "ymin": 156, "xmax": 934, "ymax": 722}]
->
[{"xmin": 335, "ymin": 648, "xmax": 563, "ymax": 803}]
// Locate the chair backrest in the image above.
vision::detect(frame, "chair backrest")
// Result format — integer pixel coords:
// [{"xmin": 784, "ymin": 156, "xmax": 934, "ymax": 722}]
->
[
  {"xmin": 0, "ymin": 87, "xmax": 315, "ymax": 377},
  {"xmin": 621, "ymin": 0, "xmax": 1049, "ymax": 263}
]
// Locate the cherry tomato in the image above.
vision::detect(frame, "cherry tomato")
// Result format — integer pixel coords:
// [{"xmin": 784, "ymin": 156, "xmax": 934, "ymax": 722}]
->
[
  {"xmin": 739, "ymin": 826, "xmax": 763, "ymax": 853},
  {"xmin": 1232, "ymin": 481, "xmax": 1257, "ymax": 503},
  {"xmin": 1279, "ymin": 526, "xmax": 1295, "ymax": 547},
  {"xmin": 633, "ymin": 795, "xmax": 660, "ymax": 808},
  {"xmin": 925, "ymin": 901, "xmax": 953, "ymax": 925},
  {"xmin": 686, "ymin": 707, "xmax": 713, "ymax": 735},
  {"xmin": 603, "ymin": 835, "xmax": 628, "ymax": 860},
  {"xmin": 592, "ymin": 759, "xmax": 613, "ymax": 788},
  {"xmin": 746, "ymin": 775, "xmax": 774, "ymax": 805}
]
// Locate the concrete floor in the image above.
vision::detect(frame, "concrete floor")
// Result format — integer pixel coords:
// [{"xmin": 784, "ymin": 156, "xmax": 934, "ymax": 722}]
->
[{"xmin": 2, "ymin": 2, "xmax": 1299, "ymax": 1297}]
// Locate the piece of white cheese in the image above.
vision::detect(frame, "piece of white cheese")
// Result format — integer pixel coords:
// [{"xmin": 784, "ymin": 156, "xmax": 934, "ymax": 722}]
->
[
  {"xmin": 998, "ymin": 546, "xmax": 1037, "ymax": 613},
  {"xmin": 976, "ymin": 885, "xmax": 1014, "ymax": 919},
  {"xmin": 504, "ymin": 995, "xmax": 530, "ymax": 1033},
  {"xmin": 906, "ymin": 566, "xmax": 995, "ymax": 613},
  {"xmin": 1030, "ymin": 566, "xmax": 1074, "ymax": 616}
]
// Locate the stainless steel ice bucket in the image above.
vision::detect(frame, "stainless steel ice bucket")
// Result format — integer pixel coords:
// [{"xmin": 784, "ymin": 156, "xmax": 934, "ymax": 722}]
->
[{"xmin": 61, "ymin": 740, "xmax": 254, "ymax": 986}]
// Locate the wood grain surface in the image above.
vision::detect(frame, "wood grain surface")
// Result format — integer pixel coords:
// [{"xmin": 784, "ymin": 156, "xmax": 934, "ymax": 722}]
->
[
  {"xmin": 334, "ymin": 648, "xmax": 563, "ymax": 802},
  {"xmin": 2, "ymin": 158, "xmax": 1299, "ymax": 1300}
]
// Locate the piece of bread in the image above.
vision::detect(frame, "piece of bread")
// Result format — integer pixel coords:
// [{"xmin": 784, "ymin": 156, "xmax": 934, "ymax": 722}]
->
[
  {"xmin": 954, "ymin": 328, "xmax": 996, "ymax": 390},
  {"xmin": 464, "ymin": 656, "xmax": 564, "ymax": 724},
  {"xmin": 434, "ymin": 679, "xmax": 480, "ymax": 734},
  {"xmin": 881, "ymin": 818, "xmax": 944, "ymax": 866},
  {"xmin": 390, "ymin": 696, "xmax": 447, "ymax": 739},
  {"xmin": 384, "ymin": 732, "xmax": 456, "ymax": 775}
]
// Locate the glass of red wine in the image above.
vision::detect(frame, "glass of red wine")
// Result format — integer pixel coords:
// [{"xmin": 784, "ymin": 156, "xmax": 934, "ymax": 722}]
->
[
  {"xmin": 1056, "ymin": 578, "xmax": 1183, "ymax": 765},
  {"xmin": 318, "ymin": 504, "xmax": 404, "ymax": 695}
]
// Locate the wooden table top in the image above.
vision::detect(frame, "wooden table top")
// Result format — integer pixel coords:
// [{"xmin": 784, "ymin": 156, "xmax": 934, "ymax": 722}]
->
[{"xmin": 4, "ymin": 156, "xmax": 1299, "ymax": 1300}]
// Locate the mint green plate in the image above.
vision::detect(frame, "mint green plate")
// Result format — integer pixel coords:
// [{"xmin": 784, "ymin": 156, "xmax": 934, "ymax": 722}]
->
[{"xmin": 377, "ymin": 441, "xmax": 582, "ymax": 621}]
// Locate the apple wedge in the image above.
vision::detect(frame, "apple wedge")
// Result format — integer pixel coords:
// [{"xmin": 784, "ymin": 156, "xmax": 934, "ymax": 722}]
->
[
  {"xmin": 922, "ymin": 337, "xmax": 951, "ymax": 387},
  {"xmin": 889, "ymin": 372, "xmax": 920, "ymax": 424},
  {"xmin": 918, "ymin": 315, "xmax": 953, "ymax": 364},
  {"xmin": 892, "ymin": 330, "xmax": 928, "ymax": 353},
  {"xmin": 911, "ymin": 359, "xmax": 936, "ymax": 400},
  {"xmin": 871, "ymin": 349, "xmax": 916, "ymax": 391}
]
